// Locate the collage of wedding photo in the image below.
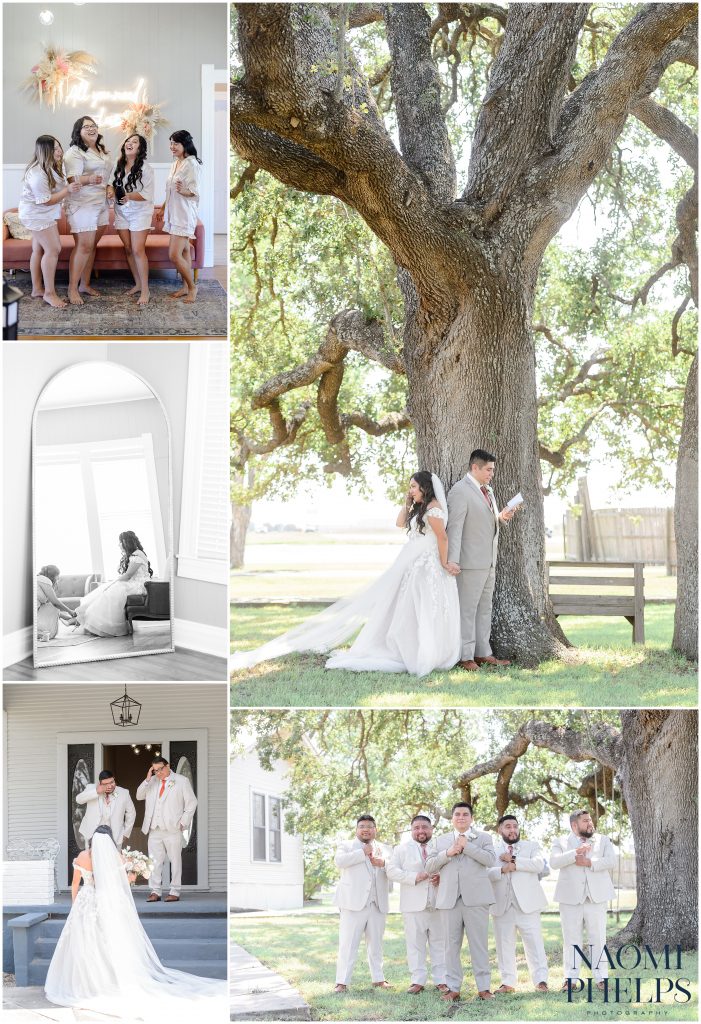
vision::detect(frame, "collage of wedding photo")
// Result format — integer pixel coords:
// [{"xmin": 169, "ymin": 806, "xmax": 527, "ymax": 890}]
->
[{"xmin": 1, "ymin": 2, "xmax": 699, "ymax": 1024}]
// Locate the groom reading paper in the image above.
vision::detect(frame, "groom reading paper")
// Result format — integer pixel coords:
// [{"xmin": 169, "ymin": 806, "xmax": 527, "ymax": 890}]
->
[{"xmin": 446, "ymin": 449, "xmax": 517, "ymax": 671}]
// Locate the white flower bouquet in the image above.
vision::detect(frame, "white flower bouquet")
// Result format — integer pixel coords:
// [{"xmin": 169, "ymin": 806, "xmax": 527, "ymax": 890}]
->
[{"xmin": 122, "ymin": 847, "xmax": 154, "ymax": 880}]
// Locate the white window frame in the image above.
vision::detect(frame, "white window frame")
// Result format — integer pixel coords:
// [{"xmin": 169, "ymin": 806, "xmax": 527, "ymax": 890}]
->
[
  {"xmin": 177, "ymin": 345, "xmax": 229, "ymax": 585},
  {"xmin": 35, "ymin": 434, "xmax": 167, "ymax": 578},
  {"xmin": 250, "ymin": 789, "xmax": 283, "ymax": 865}
]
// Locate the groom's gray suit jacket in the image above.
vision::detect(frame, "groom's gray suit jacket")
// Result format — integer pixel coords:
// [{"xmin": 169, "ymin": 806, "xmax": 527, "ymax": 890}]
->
[{"xmin": 446, "ymin": 477, "xmax": 499, "ymax": 569}]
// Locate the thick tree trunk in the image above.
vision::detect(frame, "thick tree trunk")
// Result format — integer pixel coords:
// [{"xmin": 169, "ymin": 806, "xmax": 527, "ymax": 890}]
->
[
  {"xmin": 405, "ymin": 276, "xmax": 569, "ymax": 664},
  {"xmin": 231, "ymin": 502, "xmax": 252, "ymax": 569},
  {"xmin": 673, "ymin": 353, "xmax": 698, "ymax": 661},
  {"xmin": 614, "ymin": 710, "xmax": 698, "ymax": 950}
]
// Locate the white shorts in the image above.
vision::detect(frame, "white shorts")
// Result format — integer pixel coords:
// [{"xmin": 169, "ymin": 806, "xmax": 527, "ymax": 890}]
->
[
  {"xmin": 19, "ymin": 211, "xmax": 61, "ymax": 233},
  {"xmin": 67, "ymin": 204, "xmax": 110, "ymax": 233},
  {"xmin": 164, "ymin": 223, "xmax": 194, "ymax": 239},
  {"xmin": 113, "ymin": 204, "xmax": 154, "ymax": 232}
]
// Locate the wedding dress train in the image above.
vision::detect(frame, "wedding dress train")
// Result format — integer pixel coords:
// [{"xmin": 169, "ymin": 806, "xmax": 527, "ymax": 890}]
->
[
  {"xmin": 232, "ymin": 479, "xmax": 461, "ymax": 677},
  {"xmin": 44, "ymin": 831, "xmax": 226, "ymax": 1021},
  {"xmin": 76, "ymin": 551, "xmax": 150, "ymax": 637}
]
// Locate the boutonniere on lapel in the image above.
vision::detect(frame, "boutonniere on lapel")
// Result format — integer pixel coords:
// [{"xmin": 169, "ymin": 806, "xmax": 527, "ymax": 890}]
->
[{"xmin": 465, "ymin": 827, "xmax": 479, "ymax": 842}]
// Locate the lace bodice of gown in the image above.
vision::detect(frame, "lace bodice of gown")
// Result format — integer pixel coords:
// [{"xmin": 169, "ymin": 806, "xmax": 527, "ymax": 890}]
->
[
  {"xmin": 73, "ymin": 860, "xmax": 95, "ymax": 887},
  {"xmin": 122, "ymin": 550, "xmax": 150, "ymax": 584},
  {"xmin": 406, "ymin": 506, "xmax": 446, "ymax": 544}
]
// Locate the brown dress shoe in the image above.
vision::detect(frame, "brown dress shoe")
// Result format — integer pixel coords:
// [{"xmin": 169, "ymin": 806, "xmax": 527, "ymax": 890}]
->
[
  {"xmin": 372, "ymin": 981, "xmax": 392, "ymax": 989},
  {"xmin": 561, "ymin": 981, "xmax": 571, "ymax": 992},
  {"xmin": 535, "ymin": 982, "xmax": 548, "ymax": 992},
  {"xmin": 474, "ymin": 655, "xmax": 511, "ymax": 667},
  {"xmin": 441, "ymin": 991, "xmax": 461, "ymax": 1001},
  {"xmin": 596, "ymin": 981, "xmax": 606, "ymax": 990},
  {"xmin": 407, "ymin": 984, "xmax": 424, "ymax": 994},
  {"xmin": 435, "ymin": 984, "xmax": 450, "ymax": 992},
  {"xmin": 146, "ymin": 892, "xmax": 161, "ymax": 902},
  {"xmin": 494, "ymin": 984, "xmax": 516, "ymax": 993},
  {"xmin": 478, "ymin": 990, "xmax": 494, "ymax": 999},
  {"xmin": 165, "ymin": 894, "xmax": 180, "ymax": 902},
  {"xmin": 334, "ymin": 983, "xmax": 347, "ymax": 993},
  {"xmin": 457, "ymin": 660, "xmax": 479, "ymax": 671}
]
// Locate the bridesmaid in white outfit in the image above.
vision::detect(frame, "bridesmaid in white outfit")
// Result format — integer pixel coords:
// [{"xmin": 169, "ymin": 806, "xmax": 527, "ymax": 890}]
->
[
  {"xmin": 63, "ymin": 116, "xmax": 113, "ymax": 305},
  {"xmin": 19, "ymin": 135, "xmax": 81, "ymax": 308},
  {"xmin": 112, "ymin": 134, "xmax": 155, "ymax": 305},
  {"xmin": 162, "ymin": 129, "xmax": 201, "ymax": 303}
]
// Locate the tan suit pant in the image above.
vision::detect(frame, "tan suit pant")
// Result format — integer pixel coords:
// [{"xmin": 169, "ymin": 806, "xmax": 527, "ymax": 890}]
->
[
  {"xmin": 456, "ymin": 567, "xmax": 495, "ymax": 660},
  {"xmin": 442, "ymin": 898, "xmax": 491, "ymax": 993},
  {"xmin": 403, "ymin": 908, "xmax": 447, "ymax": 986},
  {"xmin": 559, "ymin": 901, "xmax": 608, "ymax": 980}
]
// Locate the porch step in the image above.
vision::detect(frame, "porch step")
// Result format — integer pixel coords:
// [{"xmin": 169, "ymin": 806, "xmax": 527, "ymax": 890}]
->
[
  {"xmin": 34, "ymin": 935, "xmax": 224, "ymax": 961},
  {"xmin": 28, "ymin": 956, "xmax": 225, "ymax": 987},
  {"xmin": 38, "ymin": 914, "xmax": 227, "ymax": 940}
]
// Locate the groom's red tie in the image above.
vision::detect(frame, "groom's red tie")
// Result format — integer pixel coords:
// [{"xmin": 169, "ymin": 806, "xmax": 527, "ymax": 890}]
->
[
  {"xmin": 480, "ymin": 485, "xmax": 491, "ymax": 507},
  {"xmin": 159, "ymin": 779, "xmax": 165, "ymax": 798}
]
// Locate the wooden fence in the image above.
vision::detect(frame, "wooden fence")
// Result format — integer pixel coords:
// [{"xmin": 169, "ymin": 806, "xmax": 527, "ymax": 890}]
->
[{"xmin": 562, "ymin": 479, "xmax": 676, "ymax": 571}]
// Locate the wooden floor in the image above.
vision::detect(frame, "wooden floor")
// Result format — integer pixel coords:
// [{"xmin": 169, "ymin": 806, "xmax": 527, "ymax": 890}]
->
[
  {"xmin": 35, "ymin": 623, "xmax": 172, "ymax": 667},
  {"xmin": 4, "ymin": 647, "xmax": 228, "ymax": 681}
]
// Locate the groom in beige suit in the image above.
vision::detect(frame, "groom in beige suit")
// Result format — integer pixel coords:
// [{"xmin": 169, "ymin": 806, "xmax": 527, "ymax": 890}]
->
[
  {"xmin": 136, "ymin": 755, "xmax": 197, "ymax": 902},
  {"xmin": 425, "ymin": 802, "xmax": 496, "ymax": 1001},
  {"xmin": 446, "ymin": 449, "xmax": 516, "ymax": 671}
]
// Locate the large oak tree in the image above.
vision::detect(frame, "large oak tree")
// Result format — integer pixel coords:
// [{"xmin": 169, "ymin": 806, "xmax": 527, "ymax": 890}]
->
[{"xmin": 232, "ymin": 3, "xmax": 697, "ymax": 663}]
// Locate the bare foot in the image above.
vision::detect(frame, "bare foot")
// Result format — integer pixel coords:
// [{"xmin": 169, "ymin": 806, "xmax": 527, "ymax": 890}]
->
[
  {"xmin": 68, "ymin": 289, "xmax": 85, "ymax": 306},
  {"xmin": 183, "ymin": 286, "xmax": 198, "ymax": 304},
  {"xmin": 126, "ymin": 284, "xmax": 141, "ymax": 296},
  {"xmin": 43, "ymin": 292, "xmax": 67, "ymax": 309},
  {"xmin": 31, "ymin": 289, "xmax": 45, "ymax": 299},
  {"xmin": 168, "ymin": 287, "xmax": 188, "ymax": 300},
  {"xmin": 79, "ymin": 284, "xmax": 101, "ymax": 297},
  {"xmin": 137, "ymin": 291, "xmax": 151, "ymax": 306}
]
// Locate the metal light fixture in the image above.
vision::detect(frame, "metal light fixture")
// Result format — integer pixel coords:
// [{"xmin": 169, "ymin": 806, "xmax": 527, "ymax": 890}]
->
[
  {"xmin": 110, "ymin": 685, "xmax": 142, "ymax": 727},
  {"xmin": 3, "ymin": 279, "xmax": 23, "ymax": 340},
  {"xmin": 39, "ymin": 10, "xmax": 54, "ymax": 25}
]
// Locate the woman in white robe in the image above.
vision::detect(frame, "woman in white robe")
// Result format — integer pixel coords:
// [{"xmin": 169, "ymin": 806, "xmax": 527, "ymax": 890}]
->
[{"xmin": 161, "ymin": 129, "xmax": 202, "ymax": 303}]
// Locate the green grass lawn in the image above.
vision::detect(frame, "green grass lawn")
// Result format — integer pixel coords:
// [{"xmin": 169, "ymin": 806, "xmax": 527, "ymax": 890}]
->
[
  {"xmin": 231, "ymin": 911, "xmax": 698, "ymax": 1021},
  {"xmin": 230, "ymin": 603, "xmax": 696, "ymax": 708}
]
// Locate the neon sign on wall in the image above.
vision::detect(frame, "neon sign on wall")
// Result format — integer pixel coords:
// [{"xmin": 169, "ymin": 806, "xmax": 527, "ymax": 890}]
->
[{"xmin": 65, "ymin": 77, "xmax": 147, "ymax": 127}]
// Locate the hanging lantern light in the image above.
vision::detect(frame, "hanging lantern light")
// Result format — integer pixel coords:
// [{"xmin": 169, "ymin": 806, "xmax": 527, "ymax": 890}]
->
[{"xmin": 110, "ymin": 685, "xmax": 141, "ymax": 727}]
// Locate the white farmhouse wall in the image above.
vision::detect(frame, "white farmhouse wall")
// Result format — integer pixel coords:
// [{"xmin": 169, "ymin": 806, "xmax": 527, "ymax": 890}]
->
[
  {"xmin": 229, "ymin": 751, "xmax": 303, "ymax": 910},
  {"xmin": 3, "ymin": 684, "xmax": 227, "ymax": 890}
]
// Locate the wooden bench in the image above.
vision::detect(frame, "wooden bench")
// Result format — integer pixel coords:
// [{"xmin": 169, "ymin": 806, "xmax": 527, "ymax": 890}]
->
[{"xmin": 547, "ymin": 561, "xmax": 645, "ymax": 643}]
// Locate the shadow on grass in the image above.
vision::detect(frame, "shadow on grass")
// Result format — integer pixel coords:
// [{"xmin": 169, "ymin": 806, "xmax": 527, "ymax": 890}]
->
[
  {"xmin": 230, "ymin": 602, "xmax": 696, "ymax": 707},
  {"xmin": 231, "ymin": 912, "xmax": 698, "ymax": 1021}
]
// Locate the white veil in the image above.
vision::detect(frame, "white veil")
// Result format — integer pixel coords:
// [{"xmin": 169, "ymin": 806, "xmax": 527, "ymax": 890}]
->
[
  {"xmin": 231, "ymin": 472, "xmax": 452, "ymax": 672},
  {"xmin": 87, "ymin": 830, "xmax": 226, "ymax": 1021}
]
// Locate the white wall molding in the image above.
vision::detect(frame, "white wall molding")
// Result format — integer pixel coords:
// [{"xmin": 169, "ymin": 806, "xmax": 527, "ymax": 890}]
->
[
  {"xmin": 173, "ymin": 617, "xmax": 227, "ymax": 659},
  {"xmin": 2, "ymin": 626, "xmax": 33, "ymax": 668}
]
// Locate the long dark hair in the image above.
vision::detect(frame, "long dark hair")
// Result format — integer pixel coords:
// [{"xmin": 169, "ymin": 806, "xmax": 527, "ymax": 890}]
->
[
  {"xmin": 114, "ymin": 134, "xmax": 147, "ymax": 193},
  {"xmin": 70, "ymin": 116, "xmax": 108, "ymax": 154},
  {"xmin": 406, "ymin": 470, "xmax": 437, "ymax": 536},
  {"xmin": 118, "ymin": 531, "xmax": 153, "ymax": 577},
  {"xmin": 93, "ymin": 824, "xmax": 117, "ymax": 847},
  {"xmin": 169, "ymin": 129, "xmax": 202, "ymax": 164},
  {"xmin": 25, "ymin": 135, "xmax": 63, "ymax": 190}
]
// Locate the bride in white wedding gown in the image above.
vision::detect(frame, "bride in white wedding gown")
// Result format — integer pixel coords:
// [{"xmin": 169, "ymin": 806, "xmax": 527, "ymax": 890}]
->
[
  {"xmin": 231, "ymin": 471, "xmax": 461, "ymax": 677},
  {"xmin": 75, "ymin": 531, "xmax": 152, "ymax": 638},
  {"xmin": 44, "ymin": 826, "xmax": 227, "ymax": 1021}
]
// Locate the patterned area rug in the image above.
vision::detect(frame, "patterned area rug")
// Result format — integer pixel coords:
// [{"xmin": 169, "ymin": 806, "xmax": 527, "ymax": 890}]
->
[{"xmin": 14, "ymin": 275, "xmax": 227, "ymax": 338}]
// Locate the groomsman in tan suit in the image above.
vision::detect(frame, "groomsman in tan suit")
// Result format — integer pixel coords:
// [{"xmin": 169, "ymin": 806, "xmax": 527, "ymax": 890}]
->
[
  {"xmin": 488, "ymin": 815, "xmax": 549, "ymax": 993},
  {"xmin": 333, "ymin": 815, "xmax": 392, "ymax": 993},
  {"xmin": 446, "ymin": 449, "xmax": 516, "ymax": 671},
  {"xmin": 386, "ymin": 815, "xmax": 448, "ymax": 994},
  {"xmin": 550, "ymin": 810, "xmax": 616, "ymax": 990},
  {"xmin": 425, "ymin": 802, "xmax": 496, "ymax": 1001}
]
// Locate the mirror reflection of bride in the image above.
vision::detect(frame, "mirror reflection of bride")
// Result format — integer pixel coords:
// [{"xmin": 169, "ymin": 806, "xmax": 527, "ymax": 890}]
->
[{"xmin": 75, "ymin": 531, "xmax": 152, "ymax": 637}]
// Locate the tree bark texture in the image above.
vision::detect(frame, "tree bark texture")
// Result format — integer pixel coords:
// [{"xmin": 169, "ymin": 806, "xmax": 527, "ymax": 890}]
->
[
  {"xmin": 231, "ymin": 500, "xmax": 252, "ymax": 569},
  {"xmin": 232, "ymin": 3, "xmax": 697, "ymax": 661},
  {"xmin": 673, "ymin": 353, "xmax": 698, "ymax": 661}
]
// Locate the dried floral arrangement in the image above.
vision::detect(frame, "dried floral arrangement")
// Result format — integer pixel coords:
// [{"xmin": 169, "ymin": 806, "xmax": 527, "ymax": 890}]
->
[
  {"xmin": 117, "ymin": 99, "xmax": 169, "ymax": 141},
  {"xmin": 24, "ymin": 46, "xmax": 97, "ymax": 111}
]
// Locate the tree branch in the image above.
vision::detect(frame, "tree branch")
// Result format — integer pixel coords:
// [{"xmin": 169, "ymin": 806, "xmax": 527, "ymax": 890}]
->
[
  {"xmin": 231, "ymin": 161, "xmax": 260, "ymax": 200},
  {"xmin": 384, "ymin": 3, "xmax": 457, "ymax": 203}
]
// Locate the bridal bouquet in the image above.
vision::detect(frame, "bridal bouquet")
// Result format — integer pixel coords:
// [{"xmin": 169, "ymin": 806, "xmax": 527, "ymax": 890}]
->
[{"xmin": 122, "ymin": 847, "xmax": 154, "ymax": 880}]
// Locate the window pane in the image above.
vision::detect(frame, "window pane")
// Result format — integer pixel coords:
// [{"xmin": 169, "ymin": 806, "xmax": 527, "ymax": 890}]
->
[
  {"xmin": 92, "ymin": 458, "xmax": 158, "ymax": 579},
  {"xmin": 270, "ymin": 798, "xmax": 281, "ymax": 830},
  {"xmin": 269, "ymin": 828, "xmax": 281, "ymax": 863},
  {"xmin": 252, "ymin": 793, "xmax": 266, "ymax": 828},
  {"xmin": 35, "ymin": 462, "xmax": 92, "ymax": 573},
  {"xmin": 252, "ymin": 826, "xmax": 266, "ymax": 861}
]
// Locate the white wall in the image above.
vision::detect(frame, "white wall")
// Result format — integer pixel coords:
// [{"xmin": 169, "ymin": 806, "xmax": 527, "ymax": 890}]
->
[
  {"xmin": 229, "ymin": 751, "xmax": 304, "ymax": 910},
  {"xmin": 3, "ymin": 683, "xmax": 228, "ymax": 890},
  {"xmin": 2, "ymin": 3, "xmax": 227, "ymax": 163},
  {"xmin": 2, "ymin": 343, "xmax": 228, "ymax": 647}
]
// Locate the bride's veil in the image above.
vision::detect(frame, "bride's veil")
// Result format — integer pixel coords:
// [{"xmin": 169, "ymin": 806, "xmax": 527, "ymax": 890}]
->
[{"xmin": 431, "ymin": 473, "xmax": 448, "ymax": 520}]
